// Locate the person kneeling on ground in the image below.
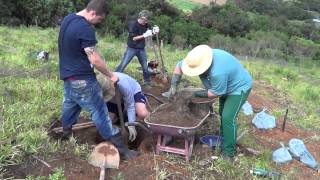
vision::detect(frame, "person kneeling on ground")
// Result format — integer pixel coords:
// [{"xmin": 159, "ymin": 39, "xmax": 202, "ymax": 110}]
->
[
  {"xmin": 163, "ymin": 45, "xmax": 253, "ymax": 160},
  {"xmin": 97, "ymin": 72, "xmax": 149, "ymax": 142}
]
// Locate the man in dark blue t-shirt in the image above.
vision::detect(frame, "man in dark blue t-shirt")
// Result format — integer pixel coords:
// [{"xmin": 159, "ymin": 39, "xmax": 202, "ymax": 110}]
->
[
  {"xmin": 115, "ymin": 10, "xmax": 160, "ymax": 87},
  {"xmin": 58, "ymin": 0, "xmax": 139, "ymax": 160}
]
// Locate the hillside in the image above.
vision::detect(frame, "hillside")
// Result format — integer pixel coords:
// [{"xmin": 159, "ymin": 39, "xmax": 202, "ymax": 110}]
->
[{"xmin": 1, "ymin": 26, "xmax": 319, "ymax": 179}]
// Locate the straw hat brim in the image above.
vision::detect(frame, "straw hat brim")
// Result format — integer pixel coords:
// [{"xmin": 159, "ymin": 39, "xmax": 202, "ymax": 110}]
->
[{"xmin": 181, "ymin": 45, "xmax": 213, "ymax": 76}]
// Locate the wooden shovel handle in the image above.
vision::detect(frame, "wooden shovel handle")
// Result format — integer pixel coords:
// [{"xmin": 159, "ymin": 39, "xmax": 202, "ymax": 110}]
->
[
  {"xmin": 51, "ymin": 122, "xmax": 95, "ymax": 133},
  {"xmin": 99, "ymin": 168, "xmax": 105, "ymax": 180}
]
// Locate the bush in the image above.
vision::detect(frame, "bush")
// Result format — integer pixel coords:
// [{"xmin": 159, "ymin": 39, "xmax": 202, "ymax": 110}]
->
[
  {"xmin": 0, "ymin": 1, "xmax": 16, "ymax": 25},
  {"xmin": 288, "ymin": 36, "xmax": 320, "ymax": 58},
  {"xmin": 257, "ymin": 48, "xmax": 286, "ymax": 60},
  {"xmin": 312, "ymin": 51, "xmax": 320, "ymax": 60},
  {"xmin": 98, "ymin": 15, "xmax": 125, "ymax": 37},
  {"xmin": 245, "ymin": 31, "xmax": 287, "ymax": 58},
  {"xmin": 192, "ymin": 3, "xmax": 252, "ymax": 37},
  {"xmin": 152, "ymin": 15, "xmax": 174, "ymax": 44},
  {"xmin": 186, "ymin": 21, "xmax": 212, "ymax": 46},
  {"xmin": 233, "ymin": 37, "xmax": 251, "ymax": 56},
  {"xmin": 0, "ymin": 0, "xmax": 81, "ymax": 27},
  {"xmin": 249, "ymin": 13, "xmax": 271, "ymax": 32},
  {"xmin": 145, "ymin": 0, "xmax": 180, "ymax": 18},
  {"xmin": 236, "ymin": 0, "xmax": 312, "ymax": 20},
  {"xmin": 172, "ymin": 35, "xmax": 187, "ymax": 50},
  {"xmin": 207, "ymin": 34, "xmax": 233, "ymax": 52}
]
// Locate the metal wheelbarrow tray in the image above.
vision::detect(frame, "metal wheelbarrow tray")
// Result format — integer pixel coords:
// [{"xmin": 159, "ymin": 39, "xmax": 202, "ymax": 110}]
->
[{"xmin": 144, "ymin": 103, "xmax": 212, "ymax": 161}]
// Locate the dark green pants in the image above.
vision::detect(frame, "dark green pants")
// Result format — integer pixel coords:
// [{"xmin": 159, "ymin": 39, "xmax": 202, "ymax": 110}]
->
[{"xmin": 219, "ymin": 89, "xmax": 251, "ymax": 156}]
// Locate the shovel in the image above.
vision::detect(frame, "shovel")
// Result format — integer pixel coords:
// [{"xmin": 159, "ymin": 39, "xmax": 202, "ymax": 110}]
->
[
  {"xmin": 114, "ymin": 87, "xmax": 129, "ymax": 143},
  {"xmin": 155, "ymin": 33, "xmax": 168, "ymax": 84},
  {"xmin": 88, "ymin": 142, "xmax": 120, "ymax": 180}
]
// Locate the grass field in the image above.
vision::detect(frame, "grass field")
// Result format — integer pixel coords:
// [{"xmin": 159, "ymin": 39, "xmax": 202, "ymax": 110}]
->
[
  {"xmin": 166, "ymin": 0, "xmax": 203, "ymax": 12},
  {"xmin": 0, "ymin": 26, "xmax": 319, "ymax": 179},
  {"xmin": 166, "ymin": 0, "xmax": 227, "ymax": 12}
]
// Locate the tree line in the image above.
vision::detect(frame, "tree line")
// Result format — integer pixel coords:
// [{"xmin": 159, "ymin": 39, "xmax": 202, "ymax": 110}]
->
[{"xmin": 1, "ymin": 0, "xmax": 319, "ymax": 60}]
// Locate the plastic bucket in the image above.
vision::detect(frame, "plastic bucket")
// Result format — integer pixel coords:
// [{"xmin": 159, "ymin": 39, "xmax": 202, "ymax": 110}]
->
[{"xmin": 200, "ymin": 135, "xmax": 223, "ymax": 148}]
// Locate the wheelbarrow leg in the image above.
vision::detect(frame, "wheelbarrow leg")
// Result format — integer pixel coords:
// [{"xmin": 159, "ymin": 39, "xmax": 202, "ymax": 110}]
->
[
  {"xmin": 156, "ymin": 134, "xmax": 195, "ymax": 162},
  {"xmin": 185, "ymin": 136, "xmax": 194, "ymax": 161}
]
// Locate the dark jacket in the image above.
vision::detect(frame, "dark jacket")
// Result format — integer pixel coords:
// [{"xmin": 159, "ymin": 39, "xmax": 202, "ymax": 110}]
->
[{"xmin": 127, "ymin": 20, "xmax": 151, "ymax": 49}]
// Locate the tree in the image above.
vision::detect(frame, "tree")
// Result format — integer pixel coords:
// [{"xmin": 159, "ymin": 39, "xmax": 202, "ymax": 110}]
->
[
  {"xmin": 213, "ymin": 3, "xmax": 252, "ymax": 37},
  {"xmin": 192, "ymin": 3, "xmax": 251, "ymax": 37}
]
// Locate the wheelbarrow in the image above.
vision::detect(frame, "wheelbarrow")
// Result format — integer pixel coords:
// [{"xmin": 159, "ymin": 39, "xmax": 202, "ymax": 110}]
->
[{"xmin": 128, "ymin": 99, "xmax": 215, "ymax": 161}]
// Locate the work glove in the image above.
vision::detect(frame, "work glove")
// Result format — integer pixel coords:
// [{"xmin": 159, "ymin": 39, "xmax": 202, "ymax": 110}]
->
[
  {"xmin": 143, "ymin": 29, "xmax": 153, "ymax": 38},
  {"xmin": 127, "ymin": 126, "xmax": 137, "ymax": 142},
  {"xmin": 168, "ymin": 86, "xmax": 177, "ymax": 97},
  {"xmin": 193, "ymin": 90, "xmax": 208, "ymax": 98},
  {"xmin": 161, "ymin": 85, "xmax": 177, "ymax": 98},
  {"xmin": 152, "ymin": 25, "xmax": 159, "ymax": 34},
  {"xmin": 161, "ymin": 73, "xmax": 181, "ymax": 99}
]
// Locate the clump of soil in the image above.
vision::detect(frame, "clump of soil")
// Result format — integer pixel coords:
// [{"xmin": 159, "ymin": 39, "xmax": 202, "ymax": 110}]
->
[{"xmin": 147, "ymin": 92, "xmax": 210, "ymax": 127}]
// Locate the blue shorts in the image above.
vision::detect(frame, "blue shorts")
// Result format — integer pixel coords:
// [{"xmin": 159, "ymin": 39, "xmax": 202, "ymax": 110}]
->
[{"xmin": 134, "ymin": 92, "xmax": 147, "ymax": 104}]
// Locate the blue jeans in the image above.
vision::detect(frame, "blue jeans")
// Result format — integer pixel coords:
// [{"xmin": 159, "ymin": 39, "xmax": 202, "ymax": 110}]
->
[
  {"xmin": 116, "ymin": 47, "xmax": 150, "ymax": 83},
  {"xmin": 61, "ymin": 79, "xmax": 119, "ymax": 139}
]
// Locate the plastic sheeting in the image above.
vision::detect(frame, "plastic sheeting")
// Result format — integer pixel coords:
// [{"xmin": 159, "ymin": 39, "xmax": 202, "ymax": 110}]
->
[
  {"xmin": 288, "ymin": 138, "xmax": 319, "ymax": 170},
  {"xmin": 242, "ymin": 101, "xmax": 253, "ymax": 115},
  {"xmin": 252, "ymin": 108, "xmax": 276, "ymax": 129}
]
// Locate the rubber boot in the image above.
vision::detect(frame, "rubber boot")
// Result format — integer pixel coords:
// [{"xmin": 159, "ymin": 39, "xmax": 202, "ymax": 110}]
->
[
  {"xmin": 61, "ymin": 128, "xmax": 72, "ymax": 141},
  {"xmin": 109, "ymin": 133, "xmax": 140, "ymax": 160}
]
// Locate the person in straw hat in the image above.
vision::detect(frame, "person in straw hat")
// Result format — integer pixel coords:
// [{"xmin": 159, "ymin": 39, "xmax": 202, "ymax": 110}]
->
[
  {"xmin": 163, "ymin": 45, "xmax": 253, "ymax": 160},
  {"xmin": 97, "ymin": 72, "xmax": 149, "ymax": 142}
]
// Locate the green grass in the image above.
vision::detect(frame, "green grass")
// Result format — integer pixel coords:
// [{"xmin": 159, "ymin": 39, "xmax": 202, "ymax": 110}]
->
[
  {"xmin": 166, "ymin": 0, "xmax": 203, "ymax": 12},
  {"xmin": 0, "ymin": 26, "xmax": 319, "ymax": 179},
  {"xmin": 243, "ymin": 59, "xmax": 320, "ymax": 129}
]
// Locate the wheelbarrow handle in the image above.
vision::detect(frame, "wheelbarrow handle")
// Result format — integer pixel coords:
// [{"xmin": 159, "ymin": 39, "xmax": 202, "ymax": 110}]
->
[
  {"xmin": 144, "ymin": 92, "xmax": 166, "ymax": 104},
  {"xmin": 125, "ymin": 122, "xmax": 152, "ymax": 134},
  {"xmin": 178, "ymin": 129, "xmax": 197, "ymax": 138}
]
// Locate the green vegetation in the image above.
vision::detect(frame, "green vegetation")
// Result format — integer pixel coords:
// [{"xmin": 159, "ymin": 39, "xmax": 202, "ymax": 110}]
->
[
  {"xmin": 244, "ymin": 59, "xmax": 320, "ymax": 129},
  {"xmin": 1, "ymin": 26, "xmax": 319, "ymax": 179},
  {"xmin": 1, "ymin": 0, "xmax": 320, "ymax": 60},
  {"xmin": 167, "ymin": 0, "xmax": 202, "ymax": 12}
]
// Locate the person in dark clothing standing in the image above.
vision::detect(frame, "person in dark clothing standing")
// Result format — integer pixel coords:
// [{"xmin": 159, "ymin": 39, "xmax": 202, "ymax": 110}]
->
[
  {"xmin": 58, "ymin": 0, "xmax": 139, "ymax": 160},
  {"xmin": 116, "ymin": 10, "xmax": 160, "ymax": 87}
]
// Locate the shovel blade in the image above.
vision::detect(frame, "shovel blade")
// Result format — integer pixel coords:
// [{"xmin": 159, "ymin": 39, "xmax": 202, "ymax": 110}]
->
[{"xmin": 88, "ymin": 142, "xmax": 120, "ymax": 169}]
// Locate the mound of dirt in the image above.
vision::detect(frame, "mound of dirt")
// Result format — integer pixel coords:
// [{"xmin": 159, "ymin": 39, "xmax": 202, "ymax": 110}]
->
[{"xmin": 147, "ymin": 92, "xmax": 210, "ymax": 127}]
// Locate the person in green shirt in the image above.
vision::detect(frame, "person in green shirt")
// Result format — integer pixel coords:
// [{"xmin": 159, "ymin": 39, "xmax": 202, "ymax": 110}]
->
[{"xmin": 164, "ymin": 45, "xmax": 253, "ymax": 159}]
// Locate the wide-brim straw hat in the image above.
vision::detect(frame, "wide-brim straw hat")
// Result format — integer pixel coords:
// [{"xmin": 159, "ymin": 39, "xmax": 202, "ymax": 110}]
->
[
  {"xmin": 181, "ymin": 45, "xmax": 212, "ymax": 76},
  {"xmin": 96, "ymin": 73, "xmax": 115, "ymax": 102}
]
